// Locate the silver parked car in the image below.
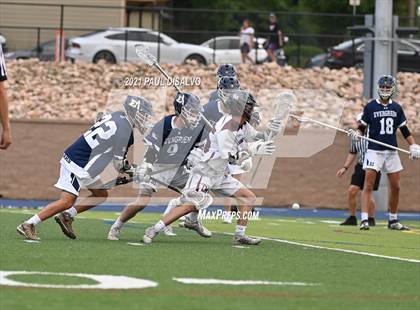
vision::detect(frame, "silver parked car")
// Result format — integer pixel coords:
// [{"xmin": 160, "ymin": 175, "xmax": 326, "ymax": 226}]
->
[
  {"xmin": 201, "ymin": 36, "xmax": 268, "ymax": 64},
  {"xmin": 66, "ymin": 27, "xmax": 214, "ymax": 65}
]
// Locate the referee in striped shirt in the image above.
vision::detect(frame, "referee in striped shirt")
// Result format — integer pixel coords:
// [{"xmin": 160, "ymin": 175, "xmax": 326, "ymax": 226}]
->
[
  {"xmin": 336, "ymin": 113, "xmax": 381, "ymax": 226},
  {"xmin": 0, "ymin": 44, "xmax": 11, "ymax": 149}
]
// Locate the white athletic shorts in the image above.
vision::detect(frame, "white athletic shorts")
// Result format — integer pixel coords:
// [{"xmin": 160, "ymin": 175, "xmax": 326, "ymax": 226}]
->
[
  {"xmin": 139, "ymin": 164, "xmax": 189, "ymax": 196},
  {"xmin": 363, "ymin": 149, "xmax": 403, "ymax": 174},
  {"xmin": 184, "ymin": 172, "xmax": 244, "ymax": 197},
  {"xmin": 54, "ymin": 163, "xmax": 101, "ymax": 196}
]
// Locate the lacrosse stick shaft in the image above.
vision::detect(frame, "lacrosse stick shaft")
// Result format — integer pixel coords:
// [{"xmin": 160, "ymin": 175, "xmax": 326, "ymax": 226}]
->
[
  {"xmin": 156, "ymin": 63, "xmax": 217, "ymax": 133},
  {"xmin": 154, "ymin": 62, "xmax": 182, "ymax": 93},
  {"xmin": 289, "ymin": 114, "xmax": 410, "ymax": 154},
  {"xmin": 150, "ymin": 176, "xmax": 182, "ymax": 194}
]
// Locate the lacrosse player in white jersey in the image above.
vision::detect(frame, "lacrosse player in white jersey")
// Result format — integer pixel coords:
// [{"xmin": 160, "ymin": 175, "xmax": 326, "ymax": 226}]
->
[{"xmin": 142, "ymin": 89, "xmax": 276, "ymax": 245}]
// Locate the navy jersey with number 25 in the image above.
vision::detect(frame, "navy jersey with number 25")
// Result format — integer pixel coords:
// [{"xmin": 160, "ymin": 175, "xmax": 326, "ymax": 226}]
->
[{"xmin": 361, "ymin": 99, "xmax": 407, "ymax": 151}]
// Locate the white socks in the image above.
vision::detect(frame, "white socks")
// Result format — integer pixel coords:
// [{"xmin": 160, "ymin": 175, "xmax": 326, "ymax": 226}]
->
[
  {"xmin": 361, "ymin": 212, "xmax": 368, "ymax": 222},
  {"xmin": 66, "ymin": 207, "xmax": 78, "ymax": 218},
  {"xmin": 235, "ymin": 224, "xmax": 246, "ymax": 236},
  {"xmin": 153, "ymin": 220, "xmax": 166, "ymax": 232},
  {"xmin": 111, "ymin": 217, "xmax": 125, "ymax": 230},
  {"xmin": 187, "ymin": 212, "xmax": 198, "ymax": 222},
  {"xmin": 389, "ymin": 213, "xmax": 398, "ymax": 221},
  {"xmin": 26, "ymin": 215, "xmax": 41, "ymax": 225}
]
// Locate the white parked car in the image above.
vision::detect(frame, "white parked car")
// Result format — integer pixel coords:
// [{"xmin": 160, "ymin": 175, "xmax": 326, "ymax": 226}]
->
[
  {"xmin": 66, "ymin": 27, "xmax": 214, "ymax": 65},
  {"xmin": 201, "ymin": 36, "xmax": 268, "ymax": 64}
]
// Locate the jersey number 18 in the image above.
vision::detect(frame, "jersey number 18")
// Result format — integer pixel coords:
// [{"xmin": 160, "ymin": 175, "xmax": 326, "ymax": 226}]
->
[{"xmin": 379, "ymin": 117, "xmax": 394, "ymax": 135}]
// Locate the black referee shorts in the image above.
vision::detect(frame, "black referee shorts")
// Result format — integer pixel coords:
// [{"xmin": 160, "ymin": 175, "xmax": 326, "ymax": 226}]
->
[{"xmin": 351, "ymin": 163, "xmax": 381, "ymax": 191}]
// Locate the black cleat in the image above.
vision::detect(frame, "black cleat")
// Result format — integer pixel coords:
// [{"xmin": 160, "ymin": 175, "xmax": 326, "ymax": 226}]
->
[
  {"xmin": 340, "ymin": 216, "xmax": 357, "ymax": 226},
  {"xmin": 368, "ymin": 217, "xmax": 376, "ymax": 226},
  {"xmin": 360, "ymin": 220, "xmax": 370, "ymax": 230},
  {"xmin": 388, "ymin": 220, "xmax": 410, "ymax": 231}
]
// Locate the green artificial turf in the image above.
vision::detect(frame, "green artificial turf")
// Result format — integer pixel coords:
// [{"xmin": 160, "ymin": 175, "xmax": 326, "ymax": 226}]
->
[{"xmin": 0, "ymin": 209, "xmax": 419, "ymax": 310}]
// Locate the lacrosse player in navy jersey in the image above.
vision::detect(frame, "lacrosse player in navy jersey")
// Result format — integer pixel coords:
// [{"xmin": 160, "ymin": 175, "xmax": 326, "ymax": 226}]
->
[
  {"xmin": 207, "ymin": 63, "xmax": 237, "ymax": 102},
  {"xmin": 348, "ymin": 75, "xmax": 420, "ymax": 230},
  {"xmin": 143, "ymin": 90, "xmax": 277, "ymax": 245},
  {"xmin": 107, "ymin": 92, "xmax": 212, "ymax": 240},
  {"xmin": 17, "ymin": 96, "xmax": 154, "ymax": 240}
]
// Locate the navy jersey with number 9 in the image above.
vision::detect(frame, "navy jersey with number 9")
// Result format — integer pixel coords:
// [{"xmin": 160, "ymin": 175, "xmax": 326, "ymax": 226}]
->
[{"xmin": 361, "ymin": 99, "xmax": 407, "ymax": 151}]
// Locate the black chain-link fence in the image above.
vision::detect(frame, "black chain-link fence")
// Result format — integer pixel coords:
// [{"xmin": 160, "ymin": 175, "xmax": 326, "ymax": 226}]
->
[{"xmin": 1, "ymin": 2, "xmax": 418, "ymax": 67}]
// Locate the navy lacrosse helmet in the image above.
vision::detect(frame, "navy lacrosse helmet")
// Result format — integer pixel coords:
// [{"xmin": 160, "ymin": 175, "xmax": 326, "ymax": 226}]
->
[
  {"xmin": 123, "ymin": 95, "xmax": 154, "ymax": 134},
  {"xmin": 173, "ymin": 92, "xmax": 202, "ymax": 128},
  {"xmin": 216, "ymin": 63, "xmax": 236, "ymax": 78},
  {"xmin": 377, "ymin": 75, "xmax": 396, "ymax": 100}
]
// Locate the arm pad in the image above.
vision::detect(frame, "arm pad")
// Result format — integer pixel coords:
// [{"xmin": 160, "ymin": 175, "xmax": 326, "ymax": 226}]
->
[
  {"xmin": 400, "ymin": 125, "xmax": 411, "ymax": 139},
  {"xmin": 357, "ymin": 124, "xmax": 367, "ymax": 135}
]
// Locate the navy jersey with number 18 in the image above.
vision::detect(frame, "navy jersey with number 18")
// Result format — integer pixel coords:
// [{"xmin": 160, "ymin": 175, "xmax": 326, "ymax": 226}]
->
[{"xmin": 361, "ymin": 99, "xmax": 407, "ymax": 151}]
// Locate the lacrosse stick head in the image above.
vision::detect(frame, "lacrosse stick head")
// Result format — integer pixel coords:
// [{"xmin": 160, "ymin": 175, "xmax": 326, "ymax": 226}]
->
[
  {"xmin": 135, "ymin": 44, "xmax": 156, "ymax": 66},
  {"xmin": 275, "ymin": 91, "xmax": 296, "ymax": 120}
]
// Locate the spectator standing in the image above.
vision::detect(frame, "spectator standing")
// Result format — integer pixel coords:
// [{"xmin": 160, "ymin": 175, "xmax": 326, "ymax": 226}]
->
[
  {"xmin": 239, "ymin": 19, "xmax": 254, "ymax": 64},
  {"xmin": 0, "ymin": 44, "xmax": 11, "ymax": 150},
  {"xmin": 266, "ymin": 13, "xmax": 283, "ymax": 63}
]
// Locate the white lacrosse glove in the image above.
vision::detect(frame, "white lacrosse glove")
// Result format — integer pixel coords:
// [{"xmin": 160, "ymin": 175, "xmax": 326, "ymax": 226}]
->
[
  {"xmin": 240, "ymin": 157, "xmax": 253, "ymax": 172},
  {"xmin": 409, "ymin": 144, "xmax": 420, "ymax": 160},
  {"xmin": 134, "ymin": 162, "xmax": 153, "ymax": 183},
  {"xmin": 248, "ymin": 140, "xmax": 276, "ymax": 156},
  {"xmin": 265, "ymin": 118, "xmax": 283, "ymax": 140},
  {"xmin": 347, "ymin": 129, "xmax": 361, "ymax": 142},
  {"xmin": 187, "ymin": 148, "xmax": 205, "ymax": 168}
]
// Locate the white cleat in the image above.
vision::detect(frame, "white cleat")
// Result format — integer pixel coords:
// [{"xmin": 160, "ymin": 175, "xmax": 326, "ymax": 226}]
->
[
  {"xmin": 107, "ymin": 227, "xmax": 121, "ymax": 241},
  {"xmin": 234, "ymin": 234, "xmax": 262, "ymax": 245},
  {"xmin": 163, "ymin": 225, "xmax": 177, "ymax": 236},
  {"xmin": 142, "ymin": 227, "xmax": 158, "ymax": 244},
  {"xmin": 182, "ymin": 218, "xmax": 212, "ymax": 238},
  {"xmin": 222, "ymin": 212, "xmax": 233, "ymax": 224}
]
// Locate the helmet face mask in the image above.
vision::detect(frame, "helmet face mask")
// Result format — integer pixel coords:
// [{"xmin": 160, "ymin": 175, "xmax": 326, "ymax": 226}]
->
[
  {"xmin": 221, "ymin": 89, "xmax": 256, "ymax": 123},
  {"xmin": 135, "ymin": 111, "xmax": 153, "ymax": 134},
  {"xmin": 217, "ymin": 76, "xmax": 241, "ymax": 102},
  {"xmin": 180, "ymin": 103, "xmax": 202, "ymax": 128},
  {"xmin": 377, "ymin": 75, "xmax": 396, "ymax": 100}
]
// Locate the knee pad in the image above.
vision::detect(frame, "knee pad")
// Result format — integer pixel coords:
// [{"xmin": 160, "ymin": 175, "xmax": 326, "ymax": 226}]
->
[{"xmin": 181, "ymin": 190, "xmax": 213, "ymax": 210}]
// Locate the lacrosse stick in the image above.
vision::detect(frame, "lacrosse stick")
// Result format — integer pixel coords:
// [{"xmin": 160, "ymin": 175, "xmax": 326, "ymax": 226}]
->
[
  {"xmin": 103, "ymin": 164, "xmax": 185, "ymax": 190},
  {"xmin": 102, "ymin": 176, "xmax": 134, "ymax": 190},
  {"xmin": 289, "ymin": 114, "xmax": 410, "ymax": 155},
  {"xmin": 250, "ymin": 91, "xmax": 296, "ymax": 183},
  {"xmin": 135, "ymin": 44, "xmax": 215, "ymax": 132}
]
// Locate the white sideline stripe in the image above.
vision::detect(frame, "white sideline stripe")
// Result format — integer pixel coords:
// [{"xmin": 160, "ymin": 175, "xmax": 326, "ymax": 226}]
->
[
  {"xmin": 173, "ymin": 278, "xmax": 320, "ymax": 286},
  {"xmin": 233, "ymin": 245, "xmax": 249, "ymax": 249},
  {"xmin": 23, "ymin": 240, "xmax": 40, "ymax": 244},
  {"xmin": 218, "ymin": 232, "xmax": 420, "ymax": 264},
  {"xmin": 127, "ymin": 242, "xmax": 144, "ymax": 246}
]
